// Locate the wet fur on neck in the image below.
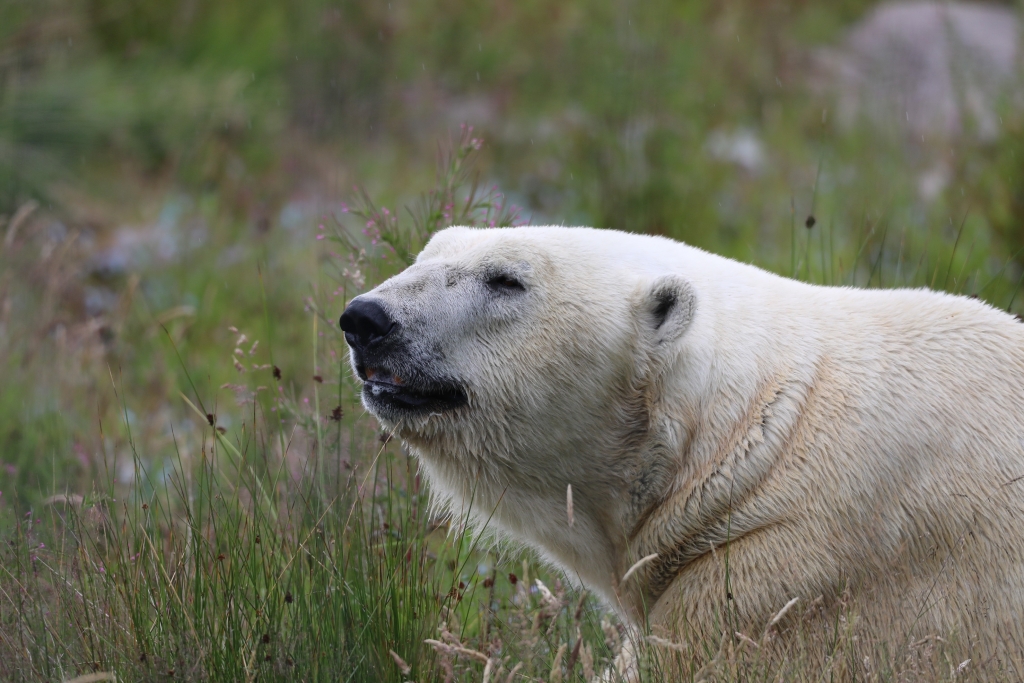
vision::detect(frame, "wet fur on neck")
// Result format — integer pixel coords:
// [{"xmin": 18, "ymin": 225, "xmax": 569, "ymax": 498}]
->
[{"xmin": 628, "ymin": 367, "xmax": 815, "ymax": 604}]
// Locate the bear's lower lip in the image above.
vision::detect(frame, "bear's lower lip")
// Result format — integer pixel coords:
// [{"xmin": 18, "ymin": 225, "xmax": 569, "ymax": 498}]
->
[{"xmin": 362, "ymin": 380, "xmax": 467, "ymax": 414}]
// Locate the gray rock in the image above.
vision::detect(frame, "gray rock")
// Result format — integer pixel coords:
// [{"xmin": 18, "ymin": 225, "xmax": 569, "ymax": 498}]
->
[{"xmin": 817, "ymin": 1, "xmax": 1020, "ymax": 138}]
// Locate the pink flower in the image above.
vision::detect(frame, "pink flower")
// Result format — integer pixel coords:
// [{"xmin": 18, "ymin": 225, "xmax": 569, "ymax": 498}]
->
[{"xmin": 317, "ymin": 234, "xmax": 325, "ymax": 240}]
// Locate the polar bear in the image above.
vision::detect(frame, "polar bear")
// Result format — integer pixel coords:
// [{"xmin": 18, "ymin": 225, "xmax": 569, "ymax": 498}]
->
[{"xmin": 340, "ymin": 226, "xmax": 1024, "ymax": 674}]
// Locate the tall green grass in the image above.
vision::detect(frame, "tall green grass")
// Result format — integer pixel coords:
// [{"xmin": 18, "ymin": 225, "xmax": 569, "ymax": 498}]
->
[
  {"xmin": 1, "ymin": 345, "xmax": 619, "ymax": 683},
  {"xmin": 0, "ymin": 133, "xmax": 621, "ymax": 682},
  {"xmin": 4, "ymin": 126, "xmax": 1021, "ymax": 682},
  {"xmin": 3, "ymin": 1, "xmax": 1024, "ymax": 680},
  {"xmin": 6, "ymin": 0, "xmax": 1024, "ymax": 277}
]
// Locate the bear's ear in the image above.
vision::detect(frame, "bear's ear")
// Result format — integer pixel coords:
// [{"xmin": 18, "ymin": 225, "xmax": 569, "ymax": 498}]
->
[{"xmin": 642, "ymin": 275, "xmax": 696, "ymax": 346}]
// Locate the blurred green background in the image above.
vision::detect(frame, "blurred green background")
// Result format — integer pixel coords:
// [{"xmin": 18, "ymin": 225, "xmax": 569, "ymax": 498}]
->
[
  {"xmin": 2, "ymin": 0, "xmax": 1023, "ymax": 504},
  {"xmin": 3, "ymin": 2, "xmax": 1024, "ymax": 680}
]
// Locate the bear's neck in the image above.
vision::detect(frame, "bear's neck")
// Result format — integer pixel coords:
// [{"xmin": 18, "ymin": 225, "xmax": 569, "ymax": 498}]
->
[{"xmin": 622, "ymin": 360, "xmax": 818, "ymax": 611}]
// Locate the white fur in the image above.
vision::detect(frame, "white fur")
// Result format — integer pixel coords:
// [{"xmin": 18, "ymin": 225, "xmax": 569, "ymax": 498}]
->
[{"xmin": 349, "ymin": 226, "xmax": 1024, "ymax": 665}]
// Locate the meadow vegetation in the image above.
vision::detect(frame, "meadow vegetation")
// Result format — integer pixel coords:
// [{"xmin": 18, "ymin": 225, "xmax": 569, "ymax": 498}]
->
[{"xmin": 1, "ymin": 0, "xmax": 1023, "ymax": 680}]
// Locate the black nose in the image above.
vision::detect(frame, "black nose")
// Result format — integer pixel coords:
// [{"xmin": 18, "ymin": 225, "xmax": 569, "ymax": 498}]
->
[{"xmin": 340, "ymin": 298, "xmax": 396, "ymax": 349}]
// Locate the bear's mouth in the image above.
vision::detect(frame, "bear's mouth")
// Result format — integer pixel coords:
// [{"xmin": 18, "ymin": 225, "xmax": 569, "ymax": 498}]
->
[{"xmin": 358, "ymin": 366, "xmax": 467, "ymax": 414}]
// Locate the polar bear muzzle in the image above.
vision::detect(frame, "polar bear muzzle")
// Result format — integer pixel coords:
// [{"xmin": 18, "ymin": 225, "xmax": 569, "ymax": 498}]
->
[{"xmin": 340, "ymin": 297, "xmax": 467, "ymax": 419}]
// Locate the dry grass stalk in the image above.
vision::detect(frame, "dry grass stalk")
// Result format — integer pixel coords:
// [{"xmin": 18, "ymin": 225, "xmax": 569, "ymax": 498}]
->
[
  {"xmin": 3, "ymin": 199, "xmax": 37, "ymax": 248},
  {"xmin": 426, "ymin": 628, "xmax": 499, "ymax": 682},
  {"xmin": 389, "ymin": 648, "xmax": 412, "ymax": 676},
  {"xmin": 601, "ymin": 617, "xmax": 622, "ymax": 657},
  {"xmin": 566, "ymin": 626, "xmax": 584, "ymax": 672},
  {"xmin": 692, "ymin": 631, "xmax": 730, "ymax": 683},
  {"xmin": 429, "ymin": 637, "xmax": 489, "ymax": 664},
  {"xmin": 566, "ymin": 484, "xmax": 574, "ymax": 528},
  {"xmin": 620, "ymin": 553, "xmax": 658, "ymax": 584},
  {"xmin": 761, "ymin": 596, "xmax": 800, "ymax": 645},
  {"xmin": 535, "ymin": 578, "xmax": 556, "ymax": 605},
  {"xmin": 581, "ymin": 642, "xmax": 595, "ymax": 681},
  {"xmin": 63, "ymin": 674, "xmax": 116, "ymax": 683},
  {"xmin": 503, "ymin": 661, "xmax": 523, "ymax": 683},
  {"xmin": 766, "ymin": 596, "xmax": 800, "ymax": 630},
  {"xmin": 734, "ymin": 631, "xmax": 759, "ymax": 650},
  {"xmin": 646, "ymin": 634, "xmax": 685, "ymax": 652},
  {"xmin": 549, "ymin": 642, "xmax": 568, "ymax": 682}
]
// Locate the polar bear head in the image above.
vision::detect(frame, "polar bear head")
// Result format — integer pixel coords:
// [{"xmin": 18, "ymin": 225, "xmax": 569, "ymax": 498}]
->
[{"xmin": 340, "ymin": 226, "xmax": 699, "ymax": 606}]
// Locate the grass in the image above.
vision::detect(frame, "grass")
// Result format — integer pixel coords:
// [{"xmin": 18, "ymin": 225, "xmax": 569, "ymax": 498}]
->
[
  {"xmin": 4, "ymin": 128, "xmax": 1022, "ymax": 682},
  {"xmin": 0, "ymin": 133, "xmax": 626, "ymax": 683},
  {"xmin": 3, "ymin": 1, "xmax": 1024, "ymax": 680}
]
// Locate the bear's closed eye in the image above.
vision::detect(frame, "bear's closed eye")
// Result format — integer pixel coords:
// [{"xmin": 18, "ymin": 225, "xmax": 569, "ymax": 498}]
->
[{"xmin": 486, "ymin": 273, "xmax": 525, "ymax": 292}]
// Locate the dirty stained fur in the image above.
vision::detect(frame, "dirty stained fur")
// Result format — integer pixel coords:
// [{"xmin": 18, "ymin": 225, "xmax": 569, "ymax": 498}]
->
[{"xmin": 345, "ymin": 226, "xmax": 1024, "ymax": 678}]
